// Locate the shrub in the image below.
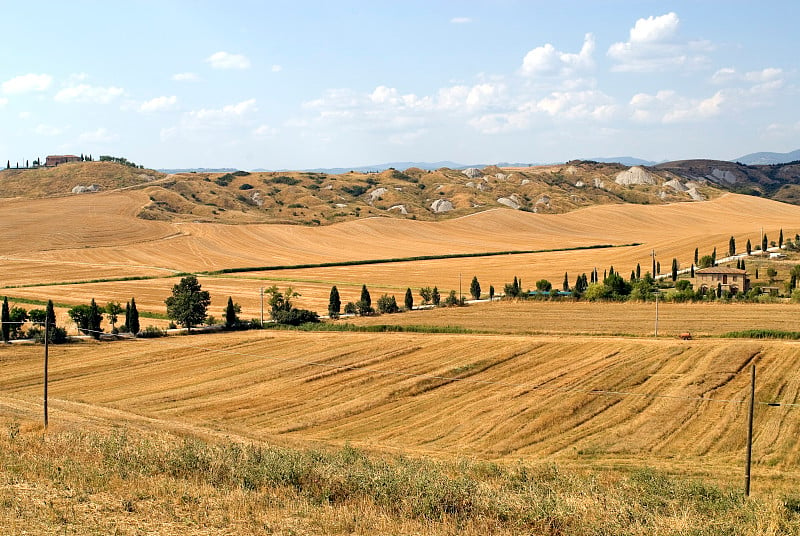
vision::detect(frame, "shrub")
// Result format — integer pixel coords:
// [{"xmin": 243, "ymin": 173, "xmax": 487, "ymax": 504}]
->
[
  {"xmin": 238, "ymin": 183, "xmax": 254, "ymax": 190},
  {"xmin": 138, "ymin": 326, "xmax": 167, "ymax": 338},
  {"xmin": 272, "ymin": 308, "xmax": 320, "ymax": 326},
  {"xmin": 377, "ymin": 294, "xmax": 400, "ymax": 314},
  {"xmin": 270, "ymin": 176, "xmax": 300, "ymax": 185}
]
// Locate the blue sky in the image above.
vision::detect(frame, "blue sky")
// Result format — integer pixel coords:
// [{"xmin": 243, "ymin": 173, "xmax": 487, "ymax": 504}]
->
[{"xmin": 1, "ymin": 1, "xmax": 797, "ymax": 169}]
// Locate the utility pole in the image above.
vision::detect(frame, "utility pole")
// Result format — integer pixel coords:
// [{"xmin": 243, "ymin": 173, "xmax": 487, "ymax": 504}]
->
[
  {"xmin": 43, "ymin": 317, "xmax": 49, "ymax": 429},
  {"xmin": 459, "ymin": 272, "xmax": 462, "ymax": 301},
  {"xmin": 260, "ymin": 287, "xmax": 264, "ymax": 326},
  {"xmin": 652, "ymin": 249, "xmax": 658, "ymax": 337},
  {"xmin": 744, "ymin": 364, "xmax": 756, "ymax": 497}
]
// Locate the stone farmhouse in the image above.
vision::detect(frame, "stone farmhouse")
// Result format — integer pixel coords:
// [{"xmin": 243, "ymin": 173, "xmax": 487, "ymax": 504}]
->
[
  {"xmin": 695, "ymin": 266, "xmax": 750, "ymax": 294},
  {"xmin": 45, "ymin": 155, "xmax": 82, "ymax": 167}
]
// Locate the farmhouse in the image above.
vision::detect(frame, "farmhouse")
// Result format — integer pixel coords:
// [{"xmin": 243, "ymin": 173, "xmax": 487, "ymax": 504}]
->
[
  {"xmin": 45, "ymin": 155, "xmax": 81, "ymax": 167},
  {"xmin": 695, "ymin": 266, "xmax": 749, "ymax": 294}
]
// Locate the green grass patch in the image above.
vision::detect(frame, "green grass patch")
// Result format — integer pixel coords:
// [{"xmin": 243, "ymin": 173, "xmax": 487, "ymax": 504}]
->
[{"xmin": 720, "ymin": 329, "xmax": 800, "ymax": 340}]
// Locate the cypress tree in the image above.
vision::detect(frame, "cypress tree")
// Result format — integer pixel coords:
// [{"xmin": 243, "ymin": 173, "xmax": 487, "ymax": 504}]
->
[
  {"xmin": 432, "ymin": 286, "xmax": 440, "ymax": 306},
  {"xmin": 88, "ymin": 299, "xmax": 102, "ymax": 338},
  {"xmin": 671, "ymin": 258, "xmax": 678, "ymax": 281},
  {"xmin": 636, "ymin": 263, "xmax": 641, "ymax": 280},
  {"xmin": 711, "ymin": 248, "xmax": 716, "ymax": 266},
  {"xmin": 691, "ymin": 264, "xmax": 695, "ymax": 277},
  {"xmin": 129, "ymin": 298, "xmax": 140, "ymax": 335},
  {"xmin": 404, "ymin": 287, "xmax": 413, "ymax": 310},
  {"xmin": 563, "ymin": 272, "xmax": 570, "ymax": 292},
  {"xmin": 328, "ymin": 286, "xmax": 341, "ymax": 318},
  {"xmin": 741, "ymin": 259, "xmax": 745, "ymax": 271},
  {"xmin": 1, "ymin": 297, "xmax": 9, "ymax": 343},
  {"xmin": 124, "ymin": 301, "xmax": 131, "ymax": 330},
  {"xmin": 489, "ymin": 285, "xmax": 495, "ymax": 301},
  {"xmin": 360, "ymin": 284, "xmax": 371, "ymax": 308},
  {"xmin": 630, "ymin": 270, "xmax": 636, "ymax": 282},
  {"xmin": 779, "ymin": 229, "xmax": 784, "ymax": 248},
  {"xmin": 746, "ymin": 239, "xmax": 752, "ymax": 255},
  {"xmin": 694, "ymin": 248, "xmax": 699, "ymax": 265},
  {"xmin": 729, "ymin": 236, "xmax": 736, "ymax": 257},
  {"xmin": 470, "ymin": 276, "xmax": 481, "ymax": 300},
  {"xmin": 656, "ymin": 261, "xmax": 661, "ymax": 274},
  {"xmin": 225, "ymin": 296, "xmax": 238, "ymax": 328},
  {"xmin": 762, "ymin": 233, "xmax": 768, "ymax": 253}
]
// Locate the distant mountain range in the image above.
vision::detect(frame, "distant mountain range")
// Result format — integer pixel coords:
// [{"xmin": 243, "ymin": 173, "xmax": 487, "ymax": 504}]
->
[
  {"xmin": 732, "ymin": 149, "xmax": 800, "ymax": 166},
  {"xmin": 157, "ymin": 149, "xmax": 800, "ymax": 174}
]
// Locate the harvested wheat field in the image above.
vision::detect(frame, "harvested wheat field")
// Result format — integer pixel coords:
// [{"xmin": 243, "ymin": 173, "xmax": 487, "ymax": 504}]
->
[
  {"xmin": 2, "ymin": 331, "xmax": 800, "ymax": 485},
  {"xmin": 2, "ymin": 192, "xmax": 800, "ymax": 320}
]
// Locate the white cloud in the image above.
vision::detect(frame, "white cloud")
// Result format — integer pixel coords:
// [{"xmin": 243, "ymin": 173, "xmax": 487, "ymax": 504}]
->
[
  {"xmin": 711, "ymin": 67, "xmax": 737, "ymax": 84},
  {"xmin": 0, "ymin": 97, "xmax": 7, "ymax": 107},
  {"xmin": 271, "ymin": 64, "xmax": 283, "ymax": 73},
  {"xmin": 534, "ymin": 90, "xmax": 616, "ymax": 120},
  {"xmin": 79, "ymin": 127, "xmax": 118, "ymax": 143},
  {"xmin": 139, "ymin": 95, "xmax": 178, "ymax": 112},
  {"xmin": 55, "ymin": 84, "xmax": 124, "ymax": 104},
  {"xmin": 253, "ymin": 124, "xmax": 278, "ymax": 137},
  {"xmin": 608, "ymin": 12, "xmax": 710, "ymax": 72},
  {"xmin": 172, "ymin": 72, "xmax": 199, "ymax": 82},
  {"xmin": 2, "ymin": 73, "xmax": 53, "ymax": 94},
  {"xmin": 450, "ymin": 17, "xmax": 471, "ymax": 24},
  {"xmin": 629, "ymin": 89, "xmax": 725, "ymax": 123},
  {"xmin": 34, "ymin": 124, "xmax": 63, "ymax": 136},
  {"xmin": 521, "ymin": 33, "xmax": 595, "ymax": 77},
  {"xmin": 18, "ymin": 111, "xmax": 30, "ymax": 119},
  {"xmin": 206, "ymin": 51, "xmax": 251, "ymax": 70},
  {"xmin": 161, "ymin": 99, "xmax": 258, "ymax": 142}
]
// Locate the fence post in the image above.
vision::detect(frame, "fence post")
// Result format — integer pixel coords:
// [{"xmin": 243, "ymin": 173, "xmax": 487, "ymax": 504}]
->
[{"xmin": 744, "ymin": 364, "xmax": 755, "ymax": 496}]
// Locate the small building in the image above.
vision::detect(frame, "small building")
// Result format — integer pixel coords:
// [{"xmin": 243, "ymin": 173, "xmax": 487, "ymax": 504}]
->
[
  {"xmin": 695, "ymin": 266, "xmax": 749, "ymax": 294},
  {"xmin": 45, "ymin": 155, "xmax": 81, "ymax": 167}
]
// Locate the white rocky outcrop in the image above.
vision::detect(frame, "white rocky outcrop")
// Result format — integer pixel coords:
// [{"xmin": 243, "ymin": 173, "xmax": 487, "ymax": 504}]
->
[
  {"xmin": 707, "ymin": 168, "xmax": 736, "ymax": 184},
  {"xmin": 366, "ymin": 187, "xmax": 388, "ymax": 204},
  {"xmin": 497, "ymin": 194, "xmax": 522, "ymax": 210},
  {"xmin": 462, "ymin": 167, "xmax": 483, "ymax": 179},
  {"xmin": 388, "ymin": 204, "xmax": 408, "ymax": 214},
  {"xmin": 71, "ymin": 184, "xmax": 101, "ymax": 194},
  {"xmin": 495, "ymin": 173, "xmax": 508, "ymax": 181},
  {"xmin": 537, "ymin": 195, "xmax": 551, "ymax": 206},
  {"xmin": 430, "ymin": 199, "xmax": 454, "ymax": 213},
  {"xmin": 521, "ymin": 179, "xmax": 531, "ymax": 185},
  {"xmin": 575, "ymin": 180, "xmax": 585, "ymax": 188},
  {"xmin": 593, "ymin": 178, "xmax": 605, "ymax": 188},
  {"xmin": 664, "ymin": 179, "xmax": 688, "ymax": 192},
  {"xmin": 687, "ymin": 187, "xmax": 705, "ymax": 201},
  {"xmin": 614, "ymin": 166, "xmax": 656, "ymax": 186},
  {"xmin": 250, "ymin": 191, "xmax": 264, "ymax": 207}
]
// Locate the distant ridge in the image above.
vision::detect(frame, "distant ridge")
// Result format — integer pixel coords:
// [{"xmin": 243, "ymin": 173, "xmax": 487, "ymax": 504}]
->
[
  {"xmin": 585, "ymin": 156, "xmax": 658, "ymax": 166},
  {"xmin": 733, "ymin": 149, "xmax": 800, "ymax": 166},
  {"xmin": 158, "ymin": 167, "xmax": 238, "ymax": 174}
]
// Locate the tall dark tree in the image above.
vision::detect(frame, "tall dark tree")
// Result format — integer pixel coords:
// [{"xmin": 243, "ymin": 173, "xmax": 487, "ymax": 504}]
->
[
  {"xmin": 690, "ymin": 264, "xmax": 695, "ymax": 277},
  {"xmin": 636, "ymin": 263, "xmax": 641, "ymax": 280},
  {"xmin": 165, "ymin": 276, "xmax": 210, "ymax": 331},
  {"xmin": 124, "ymin": 301, "xmax": 131, "ymax": 330},
  {"xmin": 46, "ymin": 300, "xmax": 56, "ymax": 330},
  {"xmin": 656, "ymin": 261, "xmax": 661, "ymax": 274},
  {"xmin": 711, "ymin": 247, "xmax": 716, "ymax": 266},
  {"xmin": 779, "ymin": 228, "xmax": 784, "ymax": 249},
  {"xmin": 328, "ymin": 286, "xmax": 341, "ymax": 318},
  {"xmin": 741, "ymin": 259, "xmax": 746, "ymax": 271},
  {"xmin": 563, "ymin": 272, "xmax": 570, "ymax": 292},
  {"xmin": 360, "ymin": 284, "xmax": 371, "ymax": 308},
  {"xmin": 671, "ymin": 258, "xmax": 678, "ymax": 282},
  {"xmin": 470, "ymin": 276, "xmax": 481, "ymax": 300},
  {"xmin": 432, "ymin": 286, "xmax": 440, "ymax": 306},
  {"xmin": 489, "ymin": 285, "xmax": 495, "ymax": 301},
  {"xmin": 729, "ymin": 236, "xmax": 736, "ymax": 257},
  {"xmin": 225, "ymin": 296, "xmax": 240, "ymax": 328},
  {"xmin": 762, "ymin": 233, "xmax": 768, "ymax": 253},
  {"xmin": 404, "ymin": 287, "xmax": 413, "ymax": 311},
  {"xmin": 88, "ymin": 299, "xmax": 103, "ymax": 338},
  {"xmin": 630, "ymin": 270, "xmax": 636, "ymax": 281},
  {"xmin": 129, "ymin": 298, "xmax": 140, "ymax": 335},
  {"xmin": 746, "ymin": 239, "xmax": 752, "ymax": 255},
  {"xmin": 694, "ymin": 247, "xmax": 699, "ymax": 265},
  {"xmin": 1, "ymin": 297, "xmax": 9, "ymax": 343}
]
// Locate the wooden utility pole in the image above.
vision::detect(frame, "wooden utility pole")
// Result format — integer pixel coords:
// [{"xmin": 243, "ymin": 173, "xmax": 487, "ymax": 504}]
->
[
  {"xmin": 744, "ymin": 364, "xmax": 756, "ymax": 496},
  {"xmin": 43, "ymin": 317, "xmax": 49, "ymax": 429},
  {"xmin": 260, "ymin": 287, "xmax": 264, "ymax": 326}
]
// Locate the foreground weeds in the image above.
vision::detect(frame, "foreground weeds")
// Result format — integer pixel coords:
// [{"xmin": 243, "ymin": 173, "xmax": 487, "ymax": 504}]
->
[{"xmin": 1, "ymin": 425, "xmax": 800, "ymax": 535}]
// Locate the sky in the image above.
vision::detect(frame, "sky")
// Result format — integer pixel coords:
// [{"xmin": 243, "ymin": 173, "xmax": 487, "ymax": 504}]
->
[{"xmin": 1, "ymin": 1, "xmax": 798, "ymax": 170}]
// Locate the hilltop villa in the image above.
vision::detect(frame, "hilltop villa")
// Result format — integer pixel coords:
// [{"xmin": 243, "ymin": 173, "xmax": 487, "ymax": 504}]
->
[
  {"xmin": 695, "ymin": 266, "xmax": 750, "ymax": 294},
  {"xmin": 45, "ymin": 155, "xmax": 81, "ymax": 167}
]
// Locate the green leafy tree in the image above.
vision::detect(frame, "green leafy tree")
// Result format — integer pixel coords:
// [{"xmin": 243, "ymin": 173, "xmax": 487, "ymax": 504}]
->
[
  {"xmin": 419, "ymin": 287, "xmax": 432, "ymax": 305},
  {"xmin": 404, "ymin": 287, "xmax": 413, "ymax": 311},
  {"xmin": 444, "ymin": 290, "xmax": 463, "ymax": 307},
  {"xmin": 536, "ymin": 279, "xmax": 552, "ymax": 292},
  {"xmin": 698, "ymin": 255, "xmax": 714, "ymax": 269},
  {"xmin": 432, "ymin": 286, "xmax": 441, "ymax": 306},
  {"xmin": 105, "ymin": 302, "xmax": 123, "ymax": 332},
  {"xmin": 225, "ymin": 296, "xmax": 241, "ymax": 328},
  {"xmin": 9, "ymin": 307, "xmax": 28, "ymax": 339},
  {"xmin": 28, "ymin": 308, "xmax": 46, "ymax": 324},
  {"xmin": 265, "ymin": 286, "xmax": 319, "ymax": 324},
  {"xmin": 1, "ymin": 297, "xmax": 9, "ymax": 343},
  {"xmin": 344, "ymin": 302, "xmax": 357, "ymax": 315},
  {"xmin": 129, "ymin": 298, "xmax": 140, "ymax": 335},
  {"xmin": 470, "ymin": 276, "xmax": 481, "ymax": 300},
  {"xmin": 377, "ymin": 294, "xmax": 400, "ymax": 314},
  {"xmin": 328, "ymin": 286, "xmax": 341, "ymax": 319},
  {"xmin": 165, "ymin": 276, "xmax": 211, "ymax": 331}
]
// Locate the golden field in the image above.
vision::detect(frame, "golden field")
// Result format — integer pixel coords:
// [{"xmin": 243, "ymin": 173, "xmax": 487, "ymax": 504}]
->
[{"xmin": 1, "ymin": 191, "xmax": 800, "ymax": 320}]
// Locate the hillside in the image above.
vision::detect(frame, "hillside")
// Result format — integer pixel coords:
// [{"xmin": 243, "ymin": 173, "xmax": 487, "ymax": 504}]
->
[{"xmin": 734, "ymin": 148, "xmax": 800, "ymax": 165}]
